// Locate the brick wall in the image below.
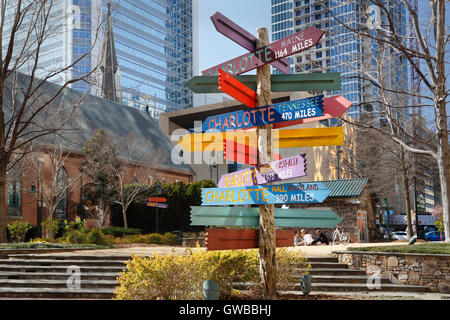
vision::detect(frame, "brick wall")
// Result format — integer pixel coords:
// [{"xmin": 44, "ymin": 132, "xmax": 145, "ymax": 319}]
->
[{"xmin": 7, "ymin": 151, "xmax": 192, "ymax": 227}]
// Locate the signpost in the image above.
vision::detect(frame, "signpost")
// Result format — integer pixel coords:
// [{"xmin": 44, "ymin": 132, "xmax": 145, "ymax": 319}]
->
[
  {"xmin": 185, "ymin": 73, "xmax": 341, "ymax": 93},
  {"xmin": 218, "ymin": 154, "xmax": 306, "ymax": 187},
  {"xmin": 202, "ymin": 95, "xmax": 324, "ymax": 132},
  {"xmin": 191, "ymin": 206, "xmax": 343, "ymax": 228},
  {"xmin": 146, "ymin": 197, "xmax": 168, "ymax": 233},
  {"xmin": 201, "ymin": 182, "xmax": 331, "ymax": 206},
  {"xmin": 202, "ymin": 26, "xmax": 324, "ymax": 76},
  {"xmin": 210, "ymin": 11, "xmax": 290, "ymax": 74}
]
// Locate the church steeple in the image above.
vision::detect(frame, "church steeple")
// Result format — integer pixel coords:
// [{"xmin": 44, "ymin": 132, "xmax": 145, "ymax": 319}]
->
[{"xmin": 100, "ymin": 1, "xmax": 122, "ymax": 103}]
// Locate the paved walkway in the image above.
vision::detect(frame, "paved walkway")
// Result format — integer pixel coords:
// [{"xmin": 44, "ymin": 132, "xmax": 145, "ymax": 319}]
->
[{"xmin": 44, "ymin": 241, "xmax": 411, "ymax": 257}]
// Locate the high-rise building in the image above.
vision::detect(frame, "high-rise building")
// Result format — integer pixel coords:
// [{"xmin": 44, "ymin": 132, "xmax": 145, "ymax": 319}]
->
[
  {"xmin": 270, "ymin": 0, "xmax": 409, "ymax": 119},
  {"xmin": 2, "ymin": 0, "xmax": 196, "ymax": 119}
]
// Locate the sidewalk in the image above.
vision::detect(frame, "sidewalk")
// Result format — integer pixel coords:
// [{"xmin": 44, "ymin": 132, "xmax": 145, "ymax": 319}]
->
[{"xmin": 45, "ymin": 241, "xmax": 410, "ymax": 257}]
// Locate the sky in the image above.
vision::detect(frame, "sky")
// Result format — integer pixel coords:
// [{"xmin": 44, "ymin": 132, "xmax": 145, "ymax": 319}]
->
[{"xmin": 197, "ymin": 0, "xmax": 271, "ymax": 75}]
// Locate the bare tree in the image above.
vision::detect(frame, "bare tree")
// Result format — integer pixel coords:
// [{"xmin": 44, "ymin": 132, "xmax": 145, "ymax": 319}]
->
[
  {"xmin": 325, "ymin": 0, "xmax": 449, "ymax": 241},
  {"xmin": 25, "ymin": 139, "xmax": 81, "ymax": 239},
  {"xmin": 0, "ymin": 0, "xmax": 104, "ymax": 241},
  {"xmin": 112, "ymin": 134, "xmax": 164, "ymax": 229}
]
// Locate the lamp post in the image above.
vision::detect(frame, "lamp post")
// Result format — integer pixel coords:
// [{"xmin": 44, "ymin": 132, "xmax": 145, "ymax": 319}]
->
[
  {"xmin": 383, "ymin": 197, "xmax": 390, "ymax": 239},
  {"xmin": 154, "ymin": 180, "xmax": 163, "ymax": 234}
]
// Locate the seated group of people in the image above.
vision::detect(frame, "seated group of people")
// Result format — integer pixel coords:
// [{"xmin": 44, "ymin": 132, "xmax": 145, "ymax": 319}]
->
[{"xmin": 294, "ymin": 229, "xmax": 330, "ymax": 246}]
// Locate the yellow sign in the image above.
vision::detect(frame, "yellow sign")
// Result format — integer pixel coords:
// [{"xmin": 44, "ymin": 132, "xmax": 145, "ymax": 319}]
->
[{"xmin": 177, "ymin": 127, "xmax": 344, "ymax": 152}]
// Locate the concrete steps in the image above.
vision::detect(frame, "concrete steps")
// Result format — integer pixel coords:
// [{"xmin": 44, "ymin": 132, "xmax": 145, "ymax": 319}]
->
[
  {"xmin": 302, "ymin": 256, "xmax": 431, "ymax": 294},
  {"xmin": 0, "ymin": 253, "xmax": 127, "ymax": 299}
]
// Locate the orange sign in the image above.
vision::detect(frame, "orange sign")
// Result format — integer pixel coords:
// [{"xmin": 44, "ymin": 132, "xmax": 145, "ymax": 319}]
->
[
  {"xmin": 218, "ymin": 69, "xmax": 257, "ymax": 108},
  {"xmin": 148, "ymin": 197, "xmax": 167, "ymax": 203}
]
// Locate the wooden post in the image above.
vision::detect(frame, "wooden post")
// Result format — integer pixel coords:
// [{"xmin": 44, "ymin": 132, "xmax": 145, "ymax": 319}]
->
[{"xmin": 256, "ymin": 27, "xmax": 277, "ymax": 300}]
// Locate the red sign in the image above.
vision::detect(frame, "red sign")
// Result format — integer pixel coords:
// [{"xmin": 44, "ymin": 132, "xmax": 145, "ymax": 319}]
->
[
  {"xmin": 202, "ymin": 26, "xmax": 324, "ymax": 76},
  {"xmin": 218, "ymin": 69, "xmax": 257, "ymax": 108},
  {"xmin": 205, "ymin": 228, "xmax": 294, "ymax": 250},
  {"xmin": 148, "ymin": 197, "xmax": 167, "ymax": 203}
]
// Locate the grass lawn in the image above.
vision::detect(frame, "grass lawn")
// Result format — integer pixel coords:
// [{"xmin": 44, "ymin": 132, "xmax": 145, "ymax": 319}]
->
[
  {"xmin": 347, "ymin": 243, "xmax": 450, "ymax": 255},
  {"xmin": 0, "ymin": 242, "xmax": 111, "ymax": 250}
]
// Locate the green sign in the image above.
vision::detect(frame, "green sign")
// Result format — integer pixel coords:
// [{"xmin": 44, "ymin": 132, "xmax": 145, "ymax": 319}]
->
[
  {"xmin": 185, "ymin": 73, "xmax": 341, "ymax": 93},
  {"xmin": 190, "ymin": 206, "xmax": 342, "ymax": 228}
]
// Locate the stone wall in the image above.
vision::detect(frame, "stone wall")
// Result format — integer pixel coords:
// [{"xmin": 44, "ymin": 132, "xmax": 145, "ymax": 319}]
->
[
  {"xmin": 335, "ymin": 251, "xmax": 450, "ymax": 293},
  {"xmin": 182, "ymin": 237, "xmax": 205, "ymax": 247}
]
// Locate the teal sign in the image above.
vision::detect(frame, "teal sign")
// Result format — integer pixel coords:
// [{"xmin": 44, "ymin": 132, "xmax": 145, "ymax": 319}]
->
[
  {"xmin": 201, "ymin": 182, "xmax": 330, "ymax": 206},
  {"xmin": 190, "ymin": 206, "xmax": 342, "ymax": 228}
]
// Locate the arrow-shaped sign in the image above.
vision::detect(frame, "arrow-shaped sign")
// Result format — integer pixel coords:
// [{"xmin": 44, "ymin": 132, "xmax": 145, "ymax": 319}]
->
[
  {"xmin": 176, "ymin": 126, "xmax": 344, "ymax": 153},
  {"xmin": 273, "ymin": 95, "xmax": 352, "ymax": 129},
  {"xmin": 218, "ymin": 154, "xmax": 306, "ymax": 187},
  {"xmin": 147, "ymin": 202, "xmax": 169, "ymax": 209},
  {"xmin": 202, "ymin": 26, "xmax": 324, "ymax": 76},
  {"xmin": 203, "ymin": 95, "xmax": 324, "ymax": 133},
  {"xmin": 210, "ymin": 11, "xmax": 290, "ymax": 74},
  {"xmin": 185, "ymin": 73, "xmax": 341, "ymax": 93},
  {"xmin": 191, "ymin": 206, "xmax": 343, "ymax": 228},
  {"xmin": 202, "ymin": 182, "xmax": 330, "ymax": 206},
  {"xmin": 219, "ymin": 69, "xmax": 257, "ymax": 108}
]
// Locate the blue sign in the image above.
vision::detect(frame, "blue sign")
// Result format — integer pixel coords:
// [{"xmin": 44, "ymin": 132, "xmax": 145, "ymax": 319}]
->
[
  {"xmin": 203, "ymin": 95, "xmax": 324, "ymax": 132},
  {"xmin": 201, "ymin": 182, "xmax": 330, "ymax": 206}
]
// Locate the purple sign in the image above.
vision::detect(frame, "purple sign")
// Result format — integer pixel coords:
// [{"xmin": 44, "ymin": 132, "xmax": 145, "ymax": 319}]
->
[
  {"xmin": 210, "ymin": 11, "xmax": 290, "ymax": 74},
  {"xmin": 147, "ymin": 202, "xmax": 168, "ymax": 209},
  {"xmin": 218, "ymin": 154, "xmax": 307, "ymax": 188},
  {"xmin": 202, "ymin": 26, "xmax": 324, "ymax": 76}
]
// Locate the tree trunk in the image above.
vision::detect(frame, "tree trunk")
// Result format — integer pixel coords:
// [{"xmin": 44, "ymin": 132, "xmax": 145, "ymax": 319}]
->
[
  {"xmin": 0, "ymin": 159, "xmax": 8, "ymax": 243},
  {"xmin": 256, "ymin": 27, "xmax": 277, "ymax": 300},
  {"xmin": 400, "ymin": 148, "xmax": 413, "ymax": 238},
  {"xmin": 122, "ymin": 205, "xmax": 128, "ymax": 229}
]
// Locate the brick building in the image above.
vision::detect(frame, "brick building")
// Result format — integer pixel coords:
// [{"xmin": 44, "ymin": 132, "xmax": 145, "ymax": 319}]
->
[{"xmin": 5, "ymin": 74, "xmax": 194, "ymax": 229}]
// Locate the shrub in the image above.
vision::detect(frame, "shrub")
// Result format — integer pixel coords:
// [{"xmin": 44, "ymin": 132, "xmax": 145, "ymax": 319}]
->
[
  {"xmin": 115, "ymin": 253, "xmax": 204, "ymax": 300},
  {"xmin": 7, "ymin": 221, "xmax": 32, "ymax": 242},
  {"xmin": 102, "ymin": 227, "xmax": 142, "ymax": 237},
  {"xmin": 65, "ymin": 229, "xmax": 88, "ymax": 244},
  {"xmin": 115, "ymin": 247, "xmax": 308, "ymax": 300},
  {"xmin": 86, "ymin": 229, "xmax": 108, "ymax": 245},
  {"xmin": 190, "ymin": 248, "xmax": 260, "ymax": 299},
  {"xmin": 41, "ymin": 218, "xmax": 60, "ymax": 240}
]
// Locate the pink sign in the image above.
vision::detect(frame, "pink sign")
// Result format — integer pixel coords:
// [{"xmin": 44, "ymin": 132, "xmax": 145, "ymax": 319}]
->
[
  {"xmin": 218, "ymin": 154, "xmax": 307, "ymax": 188},
  {"xmin": 202, "ymin": 27, "xmax": 324, "ymax": 76}
]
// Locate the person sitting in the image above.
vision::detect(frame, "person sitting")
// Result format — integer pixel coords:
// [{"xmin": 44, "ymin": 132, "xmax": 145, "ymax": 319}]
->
[
  {"xmin": 311, "ymin": 229, "xmax": 330, "ymax": 245},
  {"xmin": 294, "ymin": 229, "xmax": 305, "ymax": 246}
]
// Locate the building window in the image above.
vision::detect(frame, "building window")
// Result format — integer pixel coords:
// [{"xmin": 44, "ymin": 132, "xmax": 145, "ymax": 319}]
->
[
  {"xmin": 55, "ymin": 167, "xmax": 68, "ymax": 219},
  {"xmin": 8, "ymin": 180, "xmax": 21, "ymax": 217}
]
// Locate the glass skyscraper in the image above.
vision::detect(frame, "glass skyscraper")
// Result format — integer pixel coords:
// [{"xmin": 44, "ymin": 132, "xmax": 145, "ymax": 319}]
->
[
  {"xmin": 2, "ymin": 0, "xmax": 196, "ymax": 119},
  {"xmin": 270, "ymin": 0, "xmax": 409, "ymax": 120}
]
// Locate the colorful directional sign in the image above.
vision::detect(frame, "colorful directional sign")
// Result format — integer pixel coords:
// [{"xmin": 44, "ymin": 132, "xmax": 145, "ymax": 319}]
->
[
  {"xmin": 203, "ymin": 95, "xmax": 324, "ymax": 132},
  {"xmin": 218, "ymin": 69, "xmax": 257, "ymax": 108},
  {"xmin": 210, "ymin": 11, "xmax": 290, "ymax": 74},
  {"xmin": 201, "ymin": 182, "xmax": 330, "ymax": 206},
  {"xmin": 176, "ymin": 126, "xmax": 344, "ymax": 153},
  {"xmin": 147, "ymin": 202, "xmax": 168, "ymax": 209},
  {"xmin": 218, "ymin": 154, "xmax": 306, "ymax": 187},
  {"xmin": 191, "ymin": 206, "xmax": 343, "ymax": 228},
  {"xmin": 273, "ymin": 127, "xmax": 344, "ymax": 148},
  {"xmin": 273, "ymin": 95, "xmax": 352, "ymax": 129},
  {"xmin": 148, "ymin": 197, "xmax": 167, "ymax": 203},
  {"xmin": 202, "ymin": 26, "xmax": 324, "ymax": 76},
  {"xmin": 206, "ymin": 228, "xmax": 294, "ymax": 250},
  {"xmin": 185, "ymin": 73, "xmax": 341, "ymax": 93}
]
